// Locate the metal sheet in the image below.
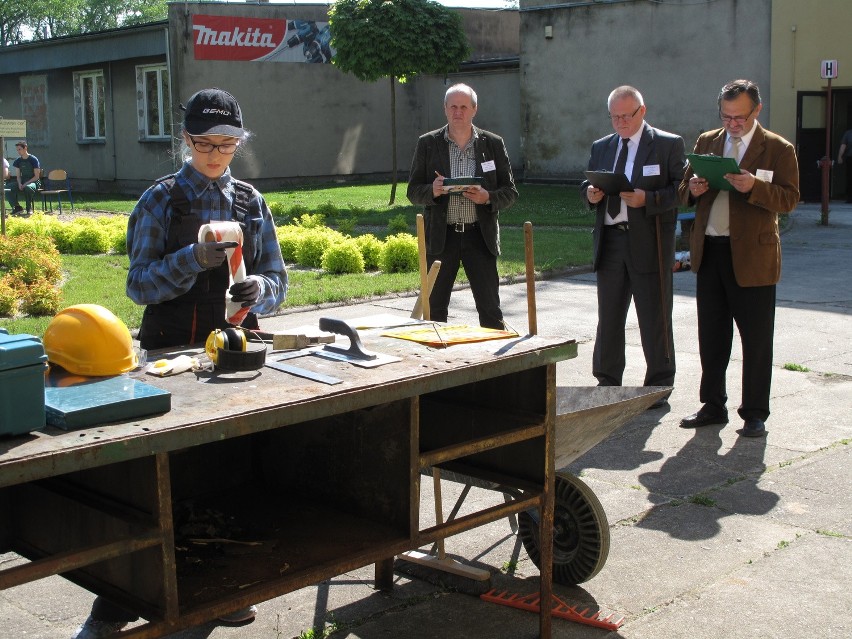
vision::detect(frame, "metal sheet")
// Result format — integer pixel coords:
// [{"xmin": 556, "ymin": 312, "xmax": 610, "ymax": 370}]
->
[{"xmin": 264, "ymin": 360, "xmax": 342, "ymax": 385}]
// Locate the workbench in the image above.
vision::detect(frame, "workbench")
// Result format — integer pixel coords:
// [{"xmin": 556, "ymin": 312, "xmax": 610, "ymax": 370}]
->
[{"xmin": 0, "ymin": 327, "xmax": 577, "ymax": 638}]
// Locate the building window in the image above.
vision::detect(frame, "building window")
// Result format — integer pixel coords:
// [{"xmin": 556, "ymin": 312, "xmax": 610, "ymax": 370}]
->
[
  {"xmin": 137, "ymin": 65, "xmax": 172, "ymax": 140},
  {"xmin": 73, "ymin": 70, "xmax": 106, "ymax": 141}
]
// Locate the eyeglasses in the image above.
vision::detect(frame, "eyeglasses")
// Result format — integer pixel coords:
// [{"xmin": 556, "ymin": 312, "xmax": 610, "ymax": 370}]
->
[
  {"xmin": 609, "ymin": 105, "xmax": 642, "ymax": 123},
  {"xmin": 719, "ymin": 105, "xmax": 756, "ymax": 124},
  {"xmin": 188, "ymin": 137, "xmax": 239, "ymax": 155}
]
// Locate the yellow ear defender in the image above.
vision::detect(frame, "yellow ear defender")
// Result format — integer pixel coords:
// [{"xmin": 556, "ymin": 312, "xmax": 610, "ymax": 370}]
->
[{"xmin": 205, "ymin": 328, "xmax": 266, "ymax": 371}]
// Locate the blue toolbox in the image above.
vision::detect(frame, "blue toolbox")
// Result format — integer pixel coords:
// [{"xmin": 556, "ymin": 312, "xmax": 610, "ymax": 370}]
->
[{"xmin": 0, "ymin": 328, "xmax": 47, "ymax": 435}]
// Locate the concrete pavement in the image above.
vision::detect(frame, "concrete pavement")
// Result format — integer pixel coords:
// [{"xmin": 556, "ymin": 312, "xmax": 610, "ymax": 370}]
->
[{"xmin": 2, "ymin": 203, "xmax": 850, "ymax": 639}]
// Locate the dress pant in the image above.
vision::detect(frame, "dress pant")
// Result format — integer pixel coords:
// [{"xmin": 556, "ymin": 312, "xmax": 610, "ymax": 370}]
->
[
  {"xmin": 5, "ymin": 180, "xmax": 38, "ymax": 211},
  {"xmin": 428, "ymin": 223, "xmax": 503, "ymax": 329},
  {"xmin": 845, "ymin": 160, "xmax": 852, "ymax": 203},
  {"xmin": 592, "ymin": 226, "xmax": 675, "ymax": 387},
  {"xmin": 696, "ymin": 236, "xmax": 776, "ymax": 421}
]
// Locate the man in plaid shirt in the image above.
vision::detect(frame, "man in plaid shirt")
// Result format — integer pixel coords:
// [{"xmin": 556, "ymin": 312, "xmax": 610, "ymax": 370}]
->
[{"xmin": 407, "ymin": 83, "xmax": 518, "ymax": 329}]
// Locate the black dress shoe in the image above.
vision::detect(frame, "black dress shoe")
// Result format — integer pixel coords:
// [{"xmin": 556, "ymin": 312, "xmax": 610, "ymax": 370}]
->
[
  {"xmin": 679, "ymin": 406, "xmax": 728, "ymax": 429},
  {"xmin": 737, "ymin": 417, "xmax": 767, "ymax": 438}
]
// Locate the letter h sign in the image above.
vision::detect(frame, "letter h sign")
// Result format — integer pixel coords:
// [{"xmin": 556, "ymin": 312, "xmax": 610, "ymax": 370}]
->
[{"xmin": 821, "ymin": 60, "xmax": 838, "ymax": 79}]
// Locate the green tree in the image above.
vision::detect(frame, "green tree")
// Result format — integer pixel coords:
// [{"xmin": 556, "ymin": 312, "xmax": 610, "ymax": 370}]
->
[
  {"xmin": 329, "ymin": 0, "xmax": 470, "ymax": 204},
  {"xmin": 1, "ymin": 0, "xmax": 167, "ymax": 46}
]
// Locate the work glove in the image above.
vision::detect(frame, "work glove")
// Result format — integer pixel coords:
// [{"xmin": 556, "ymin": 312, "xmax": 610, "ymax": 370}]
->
[
  {"xmin": 229, "ymin": 275, "xmax": 262, "ymax": 308},
  {"xmin": 193, "ymin": 241, "xmax": 238, "ymax": 269}
]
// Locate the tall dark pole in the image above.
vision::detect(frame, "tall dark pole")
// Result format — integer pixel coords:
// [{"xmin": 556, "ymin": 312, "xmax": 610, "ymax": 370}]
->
[
  {"xmin": 1, "ymin": 135, "xmax": 6, "ymax": 237},
  {"xmin": 821, "ymin": 77, "xmax": 833, "ymax": 225}
]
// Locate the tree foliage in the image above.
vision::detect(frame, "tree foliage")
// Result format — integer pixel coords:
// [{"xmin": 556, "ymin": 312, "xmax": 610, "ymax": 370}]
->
[
  {"xmin": 328, "ymin": 0, "xmax": 470, "ymax": 203},
  {"xmin": 1, "ymin": 0, "xmax": 167, "ymax": 46},
  {"xmin": 329, "ymin": 0, "xmax": 470, "ymax": 83}
]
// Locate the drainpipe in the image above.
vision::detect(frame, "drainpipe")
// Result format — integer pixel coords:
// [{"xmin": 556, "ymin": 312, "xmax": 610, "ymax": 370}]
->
[
  {"xmin": 165, "ymin": 26, "xmax": 179, "ymax": 173},
  {"xmin": 108, "ymin": 61, "xmax": 117, "ymax": 183}
]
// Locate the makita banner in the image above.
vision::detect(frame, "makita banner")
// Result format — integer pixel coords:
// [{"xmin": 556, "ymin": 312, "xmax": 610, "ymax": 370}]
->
[{"xmin": 192, "ymin": 15, "xmax": 334, "ymax": 63}]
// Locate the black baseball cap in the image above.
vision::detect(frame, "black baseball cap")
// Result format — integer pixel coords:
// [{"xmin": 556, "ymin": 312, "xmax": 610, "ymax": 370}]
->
[{"xmin": 181, "ymin": 88, "xmax": 244, "ymax": 137}]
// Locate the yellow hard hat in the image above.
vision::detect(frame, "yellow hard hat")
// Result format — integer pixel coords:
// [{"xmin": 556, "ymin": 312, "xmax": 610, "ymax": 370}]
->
[{"xmin": 43, "ymin": 304, "xmax": 138, "ymax": 377}]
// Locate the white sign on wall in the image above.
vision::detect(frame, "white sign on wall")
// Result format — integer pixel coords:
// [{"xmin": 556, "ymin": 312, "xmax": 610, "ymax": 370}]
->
[{"xmin": 0, "ymin": 119, "xmax": 27, "ymax": 137}]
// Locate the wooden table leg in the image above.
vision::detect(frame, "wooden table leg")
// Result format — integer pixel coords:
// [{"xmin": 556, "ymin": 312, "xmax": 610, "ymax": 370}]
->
[{"xmin": 375, "ymin": 557, "xmax": 394, "ymax": 593}]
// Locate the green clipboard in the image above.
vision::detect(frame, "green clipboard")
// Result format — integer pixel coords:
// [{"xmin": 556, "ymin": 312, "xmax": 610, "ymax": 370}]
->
[{"xmin": 687, "ymin": 154, "xmax": 741, "ymax": 191}]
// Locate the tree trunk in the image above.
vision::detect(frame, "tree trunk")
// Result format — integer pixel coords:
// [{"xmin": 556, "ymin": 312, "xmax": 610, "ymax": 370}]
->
[{"xmin": 388, "ymin": 75, "xmax": 397, "ymax": 205}]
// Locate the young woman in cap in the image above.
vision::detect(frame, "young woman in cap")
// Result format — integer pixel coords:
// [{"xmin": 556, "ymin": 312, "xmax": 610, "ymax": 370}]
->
[
  {"xmin": 72, "ymin": 88, "xmax": 286, "ymax": 639},
  {"xmin": 125, "ymin": 86, "xmax": 288, "ymax": 351}
]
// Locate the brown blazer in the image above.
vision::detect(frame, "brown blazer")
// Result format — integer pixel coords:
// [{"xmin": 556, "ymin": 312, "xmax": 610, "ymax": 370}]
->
[{"xmin": 678, "ymin": 123, "xmax": 799, "ymax": 287}]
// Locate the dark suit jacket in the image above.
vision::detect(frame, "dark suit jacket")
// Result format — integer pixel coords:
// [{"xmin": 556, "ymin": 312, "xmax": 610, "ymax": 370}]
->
[
  {"xmin": 678, "ymin": 123, "xmax": 799, "ymax": 287},
  {"xmin": 581, "ymin": 123, "xmax": 686, "ymax": 273},
  {"xmin": 406, "ymin": 125, "xmax": 518, "ymax": 256}
]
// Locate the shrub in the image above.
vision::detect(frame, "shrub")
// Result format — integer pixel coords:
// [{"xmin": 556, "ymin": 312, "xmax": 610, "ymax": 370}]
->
[
  {"xmin": 294, "ymin": 212, "xmax": 325, "ymax": 229},
  {"xmin": 6, "ymin": 213, "xmax": 62, "ymax": 241},
  {"xmin": 380, "ymin": 233, "xmax": 419, "ymax": 273},
  {"xmin": 49, "ymin": 223, "xmax": 76, "ymax": 253},
  {"xmin": 354, "ymin": 234, "xmax": 383, "ymax": 270},
  {"xmin": 316, "ymin": 201, "xmax": 340, "ymax": 218},
  {"xmin": 0, "ymin": 233, "xmax": 62, "ymax": 284},
  {"xmin": 268, "ymin": 201, "xmax": 290, "ymax": 218},
  {"xmin": 277, "ymin": 225, "xmax": 301, "ymax": 263},
  {"xmin": 20, "ymin": 278, "xmax": 61, "ymax": 316},
  {"xmin": 95, "ymin": 216, "xmax": 128, "ymax": 253},
  {"xmin": 0, "ymin": 232, "xmax": 63, "ymax": 317},
  {"xmin": 295, "ymin": 227, "xmax": 344, "ymax": 268},
  {"xmin": 112, "ymin": 229, "xmax": 128, "ymax": 254},
  {"xmin": 70, "ymin": 222, "xmax": 112, "ymax": 254},
  {"xmin": 321, "ymin": 240, "xmax": 365, "ymax": 274},
  {"xmin": 336, "ymin": 216, "xmax": 357, "ymax": 236},
  {"xmin": 0, "ymin": 232, "xmax": 58, "ymax": 266},
  {"xmin": 388, "ymin": 213, "xmax": 409, "ymax": 234},
  {"xmin": 285, "ymin": 203, "xmax": 310, "ymax": 219},
  {"xmin": 0, "ymin": 277, "xmax": 20, "ymax": 316}
]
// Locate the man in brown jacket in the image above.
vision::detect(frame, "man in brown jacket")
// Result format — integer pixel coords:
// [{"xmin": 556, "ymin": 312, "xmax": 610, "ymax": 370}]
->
[{"xmin": 678, "ymin": 79, "xmax": 799, "ymax": 437}]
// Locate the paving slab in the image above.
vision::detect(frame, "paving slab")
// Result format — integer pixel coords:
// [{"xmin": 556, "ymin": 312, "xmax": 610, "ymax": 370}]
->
[{"xmin": 2, "ymin": 204, "xmax": 851, "ymax": 639}]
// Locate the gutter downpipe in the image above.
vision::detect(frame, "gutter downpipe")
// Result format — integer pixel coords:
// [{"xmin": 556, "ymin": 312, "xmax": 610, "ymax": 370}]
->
[
  {"xmin": 108, "ymin": 61, "xmax": 117, "ymax": 183},
  {"xmin": 164, "ymin": 26, "xmax": 179, "ymax": 173}
]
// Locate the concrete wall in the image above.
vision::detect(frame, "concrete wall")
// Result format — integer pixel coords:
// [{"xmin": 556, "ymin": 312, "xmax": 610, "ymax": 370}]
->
[
  {"xmin": 169, "ymin": 2, "xmax": 521, "ymax": 191},
  {"xmin": 1, "ymin": 4, "xmax": 520, "ymax": 194},
  {"xmin": 519, "ymin": 0, "xmax": 771, "ymax": 181}
]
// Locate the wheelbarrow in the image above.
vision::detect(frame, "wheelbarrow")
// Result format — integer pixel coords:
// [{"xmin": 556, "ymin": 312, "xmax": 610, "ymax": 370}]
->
[{"xmin": 423, "ymin": 385, "xmax": 669, "ymax": 585}]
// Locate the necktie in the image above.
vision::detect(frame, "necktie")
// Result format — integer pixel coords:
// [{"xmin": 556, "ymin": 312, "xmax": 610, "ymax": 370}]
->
[
  {"xmin": 608, "ymin": 138, "xmax": 630, "ymax": 215},
  {"xmin": 727, "ymin": 136, "xmax": 741, "ymax": 161},
  {"xmin": 706, "ymin": 136, "xmax": 742, "ymax": 236}
]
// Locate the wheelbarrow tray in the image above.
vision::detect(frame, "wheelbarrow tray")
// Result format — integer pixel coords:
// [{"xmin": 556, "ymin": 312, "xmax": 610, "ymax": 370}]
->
[
  {"xmin": 433, "ymin": 385, "xmax": 670, "ymax": 489},
  {"xmin": 553, "ymin": 385, "xmax": 669, "ymax": 470},
  {"xmin": 422, "ymin": 385, "xmax": 670, "ymax": 584}
]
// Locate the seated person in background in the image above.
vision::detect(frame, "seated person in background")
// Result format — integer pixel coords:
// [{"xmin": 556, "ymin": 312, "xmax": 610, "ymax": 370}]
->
[
  {"xmin": 3, "ymin": 157, "xmax": 9, "ymax": 181},
  {"xmin": 7, "ymin": 141, "xmax": 41, "ymax": 214}
]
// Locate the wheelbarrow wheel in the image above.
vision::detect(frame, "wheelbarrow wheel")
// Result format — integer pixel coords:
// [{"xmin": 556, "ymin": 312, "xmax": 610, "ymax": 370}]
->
[{"xmin": 517, "ymin": 471, "xmax": 610, "ymax": 585}]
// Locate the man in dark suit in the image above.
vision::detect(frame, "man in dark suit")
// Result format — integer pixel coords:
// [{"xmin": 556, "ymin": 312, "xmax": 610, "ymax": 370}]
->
[
  {"xmin": 407, "ymin": 83, "xmax": 518, "ymax": 329},
  {"xmin": 582, "ymin": 86, "xmax": 685, "ymax": 407},
  {"xmin": 679, "ymin": 79, "xmax": 799, "ymax": 437}
]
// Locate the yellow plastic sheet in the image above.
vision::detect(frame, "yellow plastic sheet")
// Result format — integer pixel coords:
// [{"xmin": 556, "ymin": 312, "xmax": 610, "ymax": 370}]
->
[{"xmin": 381, "ymin": 324, "xmax": 518, "ymax": 348}]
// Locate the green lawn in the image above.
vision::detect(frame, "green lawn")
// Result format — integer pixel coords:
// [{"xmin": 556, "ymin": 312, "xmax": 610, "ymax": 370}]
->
[
  {"xmin": 0, "ymin": 183, "xmax": 594, "ymax": 337},
  {"xmin": 74, "ymin": 182, "xmax": 592, "ymax": 227}
]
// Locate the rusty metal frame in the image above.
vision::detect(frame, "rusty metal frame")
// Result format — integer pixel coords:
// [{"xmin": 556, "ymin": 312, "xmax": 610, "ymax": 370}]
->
[{"xmin": 0, "ymin": 336, "xmax": 576, "ymax": 638}]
